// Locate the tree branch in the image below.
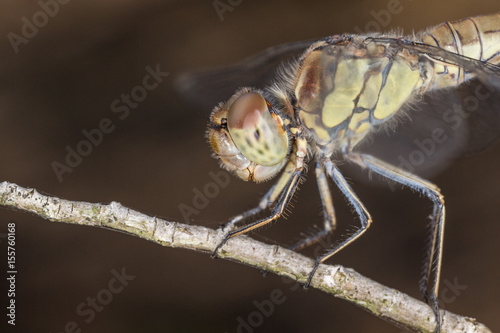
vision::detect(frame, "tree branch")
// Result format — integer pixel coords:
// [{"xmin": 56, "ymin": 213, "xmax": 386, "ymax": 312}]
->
[{"xmin": 0, "ymin": 181, "xmax": 491, "ymax": 333}]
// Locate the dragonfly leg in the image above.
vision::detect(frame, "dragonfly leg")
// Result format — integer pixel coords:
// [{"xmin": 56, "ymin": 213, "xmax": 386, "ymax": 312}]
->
[
  {"xmin": 420, "ymin": 203, "xmax": 441, "ymax": 304},
  {"xmin": 305, "ymin": 158, "xmax": 372, "ymax": 287},
  {"xmin": 220, "ymin": 153, "xmax": 299, "ymax": 232},
  {"xmin": 212, "ymin": 169, "xmax": 302, "ymax": 258},
  {"xmin": 218, "ymin": 186, "xmax": 274, "ymax": 232},
  {"xmin": 348, "ymin": 152, "xmax": 445, "ymax": 333},
  {"xmin": 289, "ymin": 161, "xmax": 337, "ymax": 251},
  {"xmin": 212, "ymin": 133, "xmax": 308, "ymax": 258}
]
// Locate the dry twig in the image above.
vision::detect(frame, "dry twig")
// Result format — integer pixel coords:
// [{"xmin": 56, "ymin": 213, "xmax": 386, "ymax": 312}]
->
[{"xmin": 0, "ymin": 181, "xmax": 491, "ymax": 333}]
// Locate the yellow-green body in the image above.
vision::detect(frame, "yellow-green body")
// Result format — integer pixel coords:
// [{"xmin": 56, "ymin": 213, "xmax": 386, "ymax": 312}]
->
[
  {"xmin": 208, "ymin": 14, "xmax": 500, "ymax": 331},
  {"xmin": 293, "ymin": 13, "xmax": 500, "ymax": 153}
]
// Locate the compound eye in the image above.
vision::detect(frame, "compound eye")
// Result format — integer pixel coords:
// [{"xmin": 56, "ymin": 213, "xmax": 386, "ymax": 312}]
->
[{"xmin": 227, "ymin": 92, "xmax": 288, "ymax": 166}]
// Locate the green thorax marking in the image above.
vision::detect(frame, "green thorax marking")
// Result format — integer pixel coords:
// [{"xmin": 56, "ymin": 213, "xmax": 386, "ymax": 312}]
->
[{"xmin": 294, "ymin": 37, "xmax": 422, "ymax": 147}]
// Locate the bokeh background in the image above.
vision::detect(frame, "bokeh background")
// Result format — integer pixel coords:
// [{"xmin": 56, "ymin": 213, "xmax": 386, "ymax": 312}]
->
[{"xmin": 0, "ymin": 0, "xmax": 499, "ymax": 332}]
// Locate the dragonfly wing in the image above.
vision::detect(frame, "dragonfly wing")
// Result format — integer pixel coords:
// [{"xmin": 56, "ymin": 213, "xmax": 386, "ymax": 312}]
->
[
  {"xmin": 365, "ymin": 37, "xmax": 500, "ymax": 77},
  {"xmin": 357, "ymin": 76, "xmax": 500, "ymax": 179},
  {"xmin": 458, "ymin": 78, "xmax": 500, "ymax": 154},
  {"xmin": 179, "ymin": 35, "xmax": 500, "ymax": 180},
  {"xmin": 350, "ymin": 37, "xmax": 500, "ymax": 178},
  {"xmin": 174, "ymin": 39, "xmax": 315, "ymax": 110}
]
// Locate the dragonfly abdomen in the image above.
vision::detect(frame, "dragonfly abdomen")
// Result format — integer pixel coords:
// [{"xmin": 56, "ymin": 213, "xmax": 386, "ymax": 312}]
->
[{"xmin": 422, "ymin": 12, "xmax": 500, "ymax": 89}]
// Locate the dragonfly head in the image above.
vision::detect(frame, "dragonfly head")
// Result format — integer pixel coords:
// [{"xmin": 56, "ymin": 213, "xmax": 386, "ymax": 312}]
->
[{"xmin": 207, "ymin": 88, "xmax": 290, "ymax": 182}]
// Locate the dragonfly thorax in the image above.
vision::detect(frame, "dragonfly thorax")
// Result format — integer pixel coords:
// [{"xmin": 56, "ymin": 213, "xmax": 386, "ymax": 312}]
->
[{"xmin": 293, "ymin": 36, "xmax": 423, "ymax": 151}]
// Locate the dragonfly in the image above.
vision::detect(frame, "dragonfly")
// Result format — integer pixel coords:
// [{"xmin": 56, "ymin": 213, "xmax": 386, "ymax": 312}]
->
[{"xmin": 186, "ymin": 12, "xmax": 500, "ymax": 331}]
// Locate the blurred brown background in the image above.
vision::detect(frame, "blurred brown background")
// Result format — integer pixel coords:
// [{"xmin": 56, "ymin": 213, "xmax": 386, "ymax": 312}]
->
[{"xmin": 0, "ymin": 0, "xmax": 499, "ymax": 332}]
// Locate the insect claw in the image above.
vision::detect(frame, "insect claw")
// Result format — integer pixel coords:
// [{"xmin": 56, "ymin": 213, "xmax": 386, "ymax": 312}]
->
[
  {"xmin": 259, "ymin": 268, "xmax": 270, "ymax": 277},
  {"xmin": 212, "ymin": 236, "xmax": 229, "ymax": 259},
  {"xmin": 211, "ymin": 248, "xmax": 220, "ymax": 259},
  {"xmin": 299, "ymin": 281, "xmax": 310, "ymax": 289},
  {"xmin": 303, "ymin": 262, "xmax": 320, "ymax": 289}
]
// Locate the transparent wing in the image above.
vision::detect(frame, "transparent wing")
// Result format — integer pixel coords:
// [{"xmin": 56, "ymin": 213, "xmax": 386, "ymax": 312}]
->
[
  {"xmin": 357, "ymin": 78, "xmax": 500, "ymax": 179},
  {"xmin": 356, "ymin": 38, "xmax": 500, "ymax": 178},
  {"xmin": 174, "ymin": 39, "xmax": 315, "ymax": 109},
  {"xmin": 177, "ymin": 36, "xmax": 500, "ymax": 180},
  {"xmin": 365, "ymin": 37, "xmax": 500, "ymax": 84}
]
